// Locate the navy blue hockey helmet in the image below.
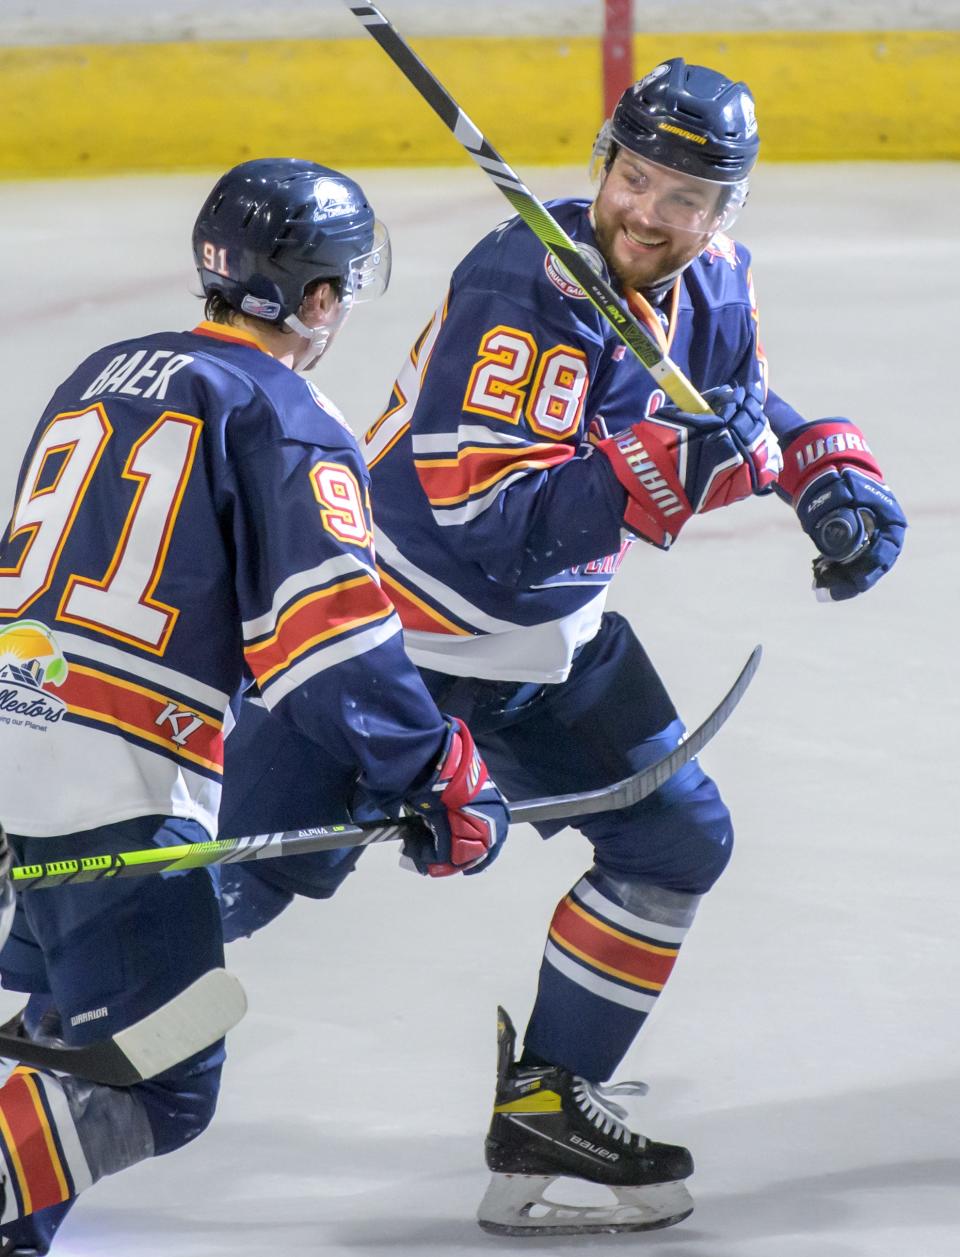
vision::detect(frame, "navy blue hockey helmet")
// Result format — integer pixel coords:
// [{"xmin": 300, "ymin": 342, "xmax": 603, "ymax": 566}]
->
[
  {"xmin": 605, "ymin": 59, "xmax": 759, "ymax": 184},
  {"xmin": 192, "ymin": 158, "xmax": 390, "ymax": 325}
]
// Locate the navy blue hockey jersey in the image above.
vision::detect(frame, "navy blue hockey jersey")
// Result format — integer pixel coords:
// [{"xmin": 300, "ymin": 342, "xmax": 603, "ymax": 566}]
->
[
  {"xmin": 0, "ymin": 322, "xmax": 446, "ymax": 837},
  {"xmin": 365, "ymin": 199, "xmax": 792, "ymax": 683}
]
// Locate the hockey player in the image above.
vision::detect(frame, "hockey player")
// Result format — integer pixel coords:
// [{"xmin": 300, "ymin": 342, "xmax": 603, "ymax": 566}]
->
[
  {"xmin": 217, "ymin": 62, "xmax": 907, "ymax": 1235},
  {"xmin": 0, "ymin": 158, "xmax": 509, "ymax": 1255}
]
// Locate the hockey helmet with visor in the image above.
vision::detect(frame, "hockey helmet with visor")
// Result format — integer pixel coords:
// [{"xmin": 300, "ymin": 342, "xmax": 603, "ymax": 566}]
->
[
  {"xmin": 592, "ymin": 58, "xmax": 759, "ymax": 236},
  {"xmin": 193, "ymin": 158, "xmax": 391, "ymax": 362}
]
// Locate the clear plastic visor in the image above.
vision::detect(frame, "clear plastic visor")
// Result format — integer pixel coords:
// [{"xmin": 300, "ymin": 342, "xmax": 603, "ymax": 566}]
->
[
  {"xmin": 591, "ymin": 121, "xmax": 749, "ymax": 236},
  {"xmin": 346, "ymin": 219, "xmax": 392, "ymax": 304}
]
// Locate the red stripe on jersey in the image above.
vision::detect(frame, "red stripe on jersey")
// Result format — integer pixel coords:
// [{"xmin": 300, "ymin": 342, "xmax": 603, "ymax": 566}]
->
[
  {"xmin": 58, "ymin": 664, "xmax": 224, "ymax": 773},
  {"xmin": 415, "ymin": 442, "xmax": 574, "ymax": 507},
  {"xmin": 245, "ymin": 575, "xmax": 395, "ymax": 684},
  {"xmin": 0, "ymin": 1071, "xmax": 71, "ymax": 1215},
  {"xmin": 549, "ymin": 896, "xmax": 680, "ymax": 991},
  {"xmin": 378, "ymin": 568, "xmax": 472, "ymax": 636}
]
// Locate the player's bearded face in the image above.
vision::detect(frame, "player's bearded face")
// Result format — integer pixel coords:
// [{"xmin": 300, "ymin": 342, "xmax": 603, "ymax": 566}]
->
[{"xmin": 592, "ymin": 152, "xmax": 725, "ymax": 291}]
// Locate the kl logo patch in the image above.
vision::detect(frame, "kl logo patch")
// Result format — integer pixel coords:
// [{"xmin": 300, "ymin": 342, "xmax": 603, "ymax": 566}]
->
[
  {"xmin": 0, "ymin": 620, "xmax": 69, "ymax": 724},
  {"xmin": 155, "ymin": 703, "xmax": 204, "ymax": 747}
]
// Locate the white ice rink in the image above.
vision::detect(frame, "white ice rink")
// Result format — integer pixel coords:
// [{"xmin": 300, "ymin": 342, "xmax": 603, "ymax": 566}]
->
[{"xmin": 1, "ymin": 162, "xmax": 958, "ymax": 1256}]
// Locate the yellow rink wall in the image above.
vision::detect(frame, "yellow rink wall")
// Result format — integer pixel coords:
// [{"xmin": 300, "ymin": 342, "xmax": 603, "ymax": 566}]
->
[{"xmin": 2, "ymin": 29, "xmax": 958, "ymax": 177}]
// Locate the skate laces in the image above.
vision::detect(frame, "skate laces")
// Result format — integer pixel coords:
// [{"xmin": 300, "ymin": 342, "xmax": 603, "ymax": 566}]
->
[{"xmin": 572, "ymin": 1077, "xmax": 650, "ymax": 1145}]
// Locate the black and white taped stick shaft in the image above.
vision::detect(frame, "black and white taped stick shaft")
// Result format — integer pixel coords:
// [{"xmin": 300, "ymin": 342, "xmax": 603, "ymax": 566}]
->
[
  {"xmin": 11, "ymin": 646, "xmax": 760, "ymax": 890},
  {"xmin": 343, "ymin": 1, "xmax": 711, "ymax": 414}
]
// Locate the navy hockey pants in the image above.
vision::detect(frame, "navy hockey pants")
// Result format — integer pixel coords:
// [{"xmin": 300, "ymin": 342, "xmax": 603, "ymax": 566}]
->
[{"xmin": 419, "ymin": 612, "xmax": 733, "ymax": 892}]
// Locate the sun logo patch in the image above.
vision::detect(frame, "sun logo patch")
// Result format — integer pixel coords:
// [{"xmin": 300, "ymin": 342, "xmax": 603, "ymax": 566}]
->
[{"xmin": 0, "ymin": 620, "xmax": 69, "ymax": 725}]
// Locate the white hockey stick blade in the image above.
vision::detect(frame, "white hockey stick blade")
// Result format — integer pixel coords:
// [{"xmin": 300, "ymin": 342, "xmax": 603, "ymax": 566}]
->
[
  {"xmin": 111, "ymin": 968, "xmax": 247, "ymax": 1080},
  {"xmin": 0, "ymin": 968, "xmax": 247, "ymax": 1086}
]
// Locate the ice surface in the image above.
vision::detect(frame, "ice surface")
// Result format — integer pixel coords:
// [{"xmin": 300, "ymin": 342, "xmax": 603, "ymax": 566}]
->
[{"xmin": 0, "ymin": 162, "xmax": 957, "ymax": 1255}]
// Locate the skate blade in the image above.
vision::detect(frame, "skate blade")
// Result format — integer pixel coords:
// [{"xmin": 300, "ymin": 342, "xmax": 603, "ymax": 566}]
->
[{"xmin": 477, "ymin": 1173, "xmax": 694, "ymax": 1236}]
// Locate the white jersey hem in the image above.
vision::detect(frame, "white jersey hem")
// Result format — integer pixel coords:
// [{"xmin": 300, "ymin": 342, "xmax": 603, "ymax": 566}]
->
[{"xmin": 401, "ymin": 591, "xmax": 607, "ymax": 684}]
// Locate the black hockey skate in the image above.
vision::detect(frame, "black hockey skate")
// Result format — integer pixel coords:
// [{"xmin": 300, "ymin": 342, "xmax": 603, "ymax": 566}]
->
[{"xmin": 477, "ymin": 1007, "xmax": 694, "ymax": 1236}]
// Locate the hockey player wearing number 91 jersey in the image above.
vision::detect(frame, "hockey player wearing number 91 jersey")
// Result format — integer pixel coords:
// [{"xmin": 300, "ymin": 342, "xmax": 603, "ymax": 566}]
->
[
  {"xmin": 218, "ymin": 59, "xmax": 906, "ymax": 1236},
  {"xmin": 0, "ymin": 160, "xmax": 509, "ymax": 1255}
]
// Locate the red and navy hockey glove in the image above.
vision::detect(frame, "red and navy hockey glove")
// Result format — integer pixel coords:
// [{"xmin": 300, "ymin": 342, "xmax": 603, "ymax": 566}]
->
[
  {"xmin": 403, "ymin": 718, "xmax": 510, "ymax": 877},
  {"xmin": 598, "ymin": 384, "xmax": 782, "ymax": 549},
  {"xmin": 779, "ymin": 418, "xmax": 906, "ymax": 601}
]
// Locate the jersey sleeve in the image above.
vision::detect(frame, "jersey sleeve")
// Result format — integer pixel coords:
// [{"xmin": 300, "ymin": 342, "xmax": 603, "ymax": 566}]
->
[
  {"xmin": 764, "ymin": 387, "xmax": 808, "ymax": 442},
  {"xmin": 702, "ymin": 245, "xmax": 769, "ymax": 403},
  {"xmin": 228, "ymin": 410, "xmax": 446, "ymax": 807},
  {"xmin": 405, "ymin": 279, "xmax": 628, "ymax": 587}
]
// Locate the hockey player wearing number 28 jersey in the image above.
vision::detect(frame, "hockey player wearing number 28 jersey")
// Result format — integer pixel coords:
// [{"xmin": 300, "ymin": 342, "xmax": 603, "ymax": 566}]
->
[
  {"xmin": 371, "ymin": 64, "xmax": 907, "ymax": 1235},
  {"xmin": 218, "ymin": 63, "xmax": 906, "ymax": 1236},
  {"xmin": 0, "ymin": 161, "xmax": 509, "ymax": 1255}
]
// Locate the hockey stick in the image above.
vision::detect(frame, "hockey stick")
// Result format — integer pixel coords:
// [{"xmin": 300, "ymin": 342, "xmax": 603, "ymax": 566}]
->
[
  {"xmin": 0, "ymin": 967, "xmax": 247, "ymax": 1086},
  {"xmin": 341, "ymin": 1, "xmax": 712, "ymax": 415},
  {"xmin": 11, "ymin": 645, "xmax": 760, "ymax": 890}
]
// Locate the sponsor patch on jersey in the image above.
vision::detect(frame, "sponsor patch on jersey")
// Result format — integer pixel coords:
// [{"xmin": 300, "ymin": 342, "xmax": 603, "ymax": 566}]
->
[
  {"xmin": 544, "ymin": 243, "xmax": 607, "ymax": 300},
  {"xmin": 0, "ymin": 620, "xmax": 68, "ymax": 729}
]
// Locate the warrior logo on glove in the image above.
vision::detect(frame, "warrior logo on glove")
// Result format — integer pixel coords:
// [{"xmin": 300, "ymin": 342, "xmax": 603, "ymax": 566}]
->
[
  {"xmin": 778, "ymin": 417, "xmax": 907, "ymax": 601},
  {"xmin": 599, "ymin": 384, "xmax": 782, "ymax": 549}
]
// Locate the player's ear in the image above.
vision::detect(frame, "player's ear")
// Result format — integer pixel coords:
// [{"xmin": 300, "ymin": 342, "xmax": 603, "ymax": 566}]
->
[{"xmin": 300, "ymin": 280, "xmax": 340, "ymax": 324}]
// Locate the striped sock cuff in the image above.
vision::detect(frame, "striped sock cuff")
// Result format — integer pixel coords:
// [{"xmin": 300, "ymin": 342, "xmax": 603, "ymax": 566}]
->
[
  {"xmin": 0, "ymin": 1068, "xmax": 93, "ymax": 1224},
  {"xmin": 544, "ymin": 874, "xmax": 693, "ymax": 1013}
]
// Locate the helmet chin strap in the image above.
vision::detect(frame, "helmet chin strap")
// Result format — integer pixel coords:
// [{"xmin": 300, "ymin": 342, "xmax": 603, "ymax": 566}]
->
[
  {"xmin": 284, "ymin": 301, "xmax": 352, "ymax": 372},
  {"xmin": 283, "ymin": 313, "xmax": 332, "ymax": 371}
]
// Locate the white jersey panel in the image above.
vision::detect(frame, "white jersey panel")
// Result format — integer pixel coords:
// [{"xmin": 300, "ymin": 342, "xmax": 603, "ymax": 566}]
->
[{"xmin": 402, "ymin": 588, "xmax": 607, "ymax": 683}]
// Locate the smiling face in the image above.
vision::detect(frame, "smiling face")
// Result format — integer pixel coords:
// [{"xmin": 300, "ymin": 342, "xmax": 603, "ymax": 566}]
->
[{"xmin": 592, "ymin": 149, "xmax": 728, "ymax": 291}]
